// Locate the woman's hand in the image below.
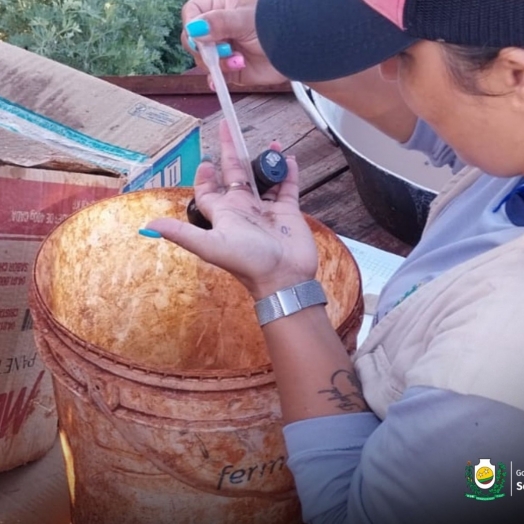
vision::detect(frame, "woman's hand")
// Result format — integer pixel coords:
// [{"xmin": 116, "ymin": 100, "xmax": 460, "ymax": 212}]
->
[
  {"xmin": 182, "ymin": 0, "xmax": 287, "ymax": 87},
  {"xmin": 145, "ymin": 120, "xmax": 318, "ymax": 300}
]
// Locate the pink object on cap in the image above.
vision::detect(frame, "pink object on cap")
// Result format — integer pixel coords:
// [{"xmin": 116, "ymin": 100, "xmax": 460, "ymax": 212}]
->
[{"xmin": 363, "ymin": 0, "xmax": 406, "ymax": 29}]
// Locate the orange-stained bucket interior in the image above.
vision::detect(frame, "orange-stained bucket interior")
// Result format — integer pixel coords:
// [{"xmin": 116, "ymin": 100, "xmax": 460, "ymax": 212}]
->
[{"xmin": 33, "ymin": 188, "xmax": 362, "ymax": 378}]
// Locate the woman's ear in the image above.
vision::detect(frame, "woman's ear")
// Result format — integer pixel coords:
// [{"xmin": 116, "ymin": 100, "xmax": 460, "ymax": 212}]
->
[{"xmin": 496, "ymin": 47, "xmax": 524, "ymax": 108}]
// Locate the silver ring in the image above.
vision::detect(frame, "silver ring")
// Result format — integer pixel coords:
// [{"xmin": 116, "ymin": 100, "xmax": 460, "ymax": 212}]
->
[{"xmin": 226, "ymin": 181, "xmax": 253, "ymax": 193}]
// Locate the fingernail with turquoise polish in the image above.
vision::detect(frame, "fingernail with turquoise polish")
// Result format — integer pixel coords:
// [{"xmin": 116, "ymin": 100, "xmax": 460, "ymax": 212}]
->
[
  {"xmin": 201, "ymin": 154, "xmax": 213, "ymax": 163},
  {"xmin": 188, "ymin": 36, "xmax": 198, "ymax": 52},
  {"xmin": 216, "ymin": 42, "xmax": 233, "ymax": 58},
  {"xmin": 138, "ymin": 228, "xmax": 163, "ymax": 239},
  {"xmin": 186, "ymin": 19, "xmax": 210, "ymax": 38}
]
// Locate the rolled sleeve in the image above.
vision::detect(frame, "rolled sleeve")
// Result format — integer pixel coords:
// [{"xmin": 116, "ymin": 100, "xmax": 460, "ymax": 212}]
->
[{"xmin": 284, "ymin": 413, "xmax": 380, "ymax": 522}]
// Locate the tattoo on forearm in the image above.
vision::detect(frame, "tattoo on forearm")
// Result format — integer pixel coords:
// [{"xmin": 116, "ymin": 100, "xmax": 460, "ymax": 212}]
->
[{"xmin": 318, "ymin": 369, "xmax": 368, "ymax": 412}]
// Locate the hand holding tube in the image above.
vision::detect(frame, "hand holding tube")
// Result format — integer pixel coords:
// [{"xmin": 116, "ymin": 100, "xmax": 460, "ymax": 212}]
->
[
  {"xmin": 142, "ymin": 120, "xmax": 318, "ymax": 301},
  {"xmin": 182, "ymin": 0, "xmax": 287, "ymax": 86}
]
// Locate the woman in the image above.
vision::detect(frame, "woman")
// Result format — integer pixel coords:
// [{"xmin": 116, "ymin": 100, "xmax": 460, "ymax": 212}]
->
[{"xmin": 140, "ymin": 0, "xmax": 524, "ymax": 522}]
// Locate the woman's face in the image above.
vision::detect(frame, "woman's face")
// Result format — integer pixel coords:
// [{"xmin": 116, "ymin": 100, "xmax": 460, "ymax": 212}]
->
[{"xmin": 380, "ymin": 41, "xmax": 524, "ymax": 176}]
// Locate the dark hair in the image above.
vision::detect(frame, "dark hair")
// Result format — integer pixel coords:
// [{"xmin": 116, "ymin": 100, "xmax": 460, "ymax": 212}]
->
[{"xmin": 442, "ymin": 44, "xmax": 502, "ymax": 95}]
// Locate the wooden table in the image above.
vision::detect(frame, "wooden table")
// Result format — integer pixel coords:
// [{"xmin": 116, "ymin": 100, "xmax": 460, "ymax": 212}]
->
[{"xmin": 154, "ymin": 91, "xmax": 412, "ymax": 258}]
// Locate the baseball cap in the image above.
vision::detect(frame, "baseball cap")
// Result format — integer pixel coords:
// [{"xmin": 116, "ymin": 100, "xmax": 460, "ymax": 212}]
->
[{"xmin": 255, "ymin": 0, "xmax": 524, "ymax": 82}]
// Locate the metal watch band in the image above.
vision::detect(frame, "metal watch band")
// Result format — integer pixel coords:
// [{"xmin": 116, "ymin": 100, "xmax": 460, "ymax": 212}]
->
[{"xmin": 254, "ymin": 279, "xmax": 328, "ymax": 326}]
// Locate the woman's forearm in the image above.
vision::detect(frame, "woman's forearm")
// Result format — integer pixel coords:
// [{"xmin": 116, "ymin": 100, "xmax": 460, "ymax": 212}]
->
[{"xmin": 261, "ymin": 305, "xmax": 369, "ymax": 424}]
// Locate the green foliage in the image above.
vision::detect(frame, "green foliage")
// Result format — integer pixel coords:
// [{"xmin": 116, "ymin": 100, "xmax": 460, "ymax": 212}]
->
[
  {"xmin": 162, "ymin": 0, "xmax": 194, "ymax": 74},
  {"xmin": 0, "ymin": 0, "xmax": 194, "ymax": 76}
]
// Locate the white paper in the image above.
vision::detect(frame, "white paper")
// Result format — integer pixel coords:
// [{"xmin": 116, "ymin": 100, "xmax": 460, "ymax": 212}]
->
[{"xmin": 337, "ymin": 235, "xmax": 405, "ymax": 346}]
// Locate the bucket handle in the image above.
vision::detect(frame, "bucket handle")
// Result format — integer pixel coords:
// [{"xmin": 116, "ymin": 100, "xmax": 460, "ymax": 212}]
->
[{"xmin": 88, "ymin": 378, "xmax": 297, "ymax": 501}]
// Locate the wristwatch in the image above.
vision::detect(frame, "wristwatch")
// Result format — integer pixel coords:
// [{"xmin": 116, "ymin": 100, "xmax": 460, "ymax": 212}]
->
[{"xmin": 254, "ymin": 279, "xmax": 328, "ymax": 326}]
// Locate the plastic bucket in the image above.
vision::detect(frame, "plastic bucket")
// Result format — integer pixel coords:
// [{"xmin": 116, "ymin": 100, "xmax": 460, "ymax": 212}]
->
[{"xmin": 30, "ymin": 188, "xmax": 363, "ymax": 523}]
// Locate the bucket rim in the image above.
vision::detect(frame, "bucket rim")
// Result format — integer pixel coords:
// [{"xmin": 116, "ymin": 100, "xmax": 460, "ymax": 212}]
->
[
  {"xmin": 31, "ymin": 188, "xmax": 361, "ymax": 386},
  {"xmin": 31, "ymin": 279, "xmax": 278, "ymax": 386}
]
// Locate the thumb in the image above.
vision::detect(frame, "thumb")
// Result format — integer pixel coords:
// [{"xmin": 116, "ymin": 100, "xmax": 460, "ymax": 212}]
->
[{"xmin": 185, "ymin": 7, "xmax": 256, "ymax": 45}]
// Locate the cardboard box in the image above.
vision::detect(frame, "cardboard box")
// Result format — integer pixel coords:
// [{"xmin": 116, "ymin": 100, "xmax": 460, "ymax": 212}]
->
[
  {"xmin": 0, "ymin": 40, "xmax": 200, "ymax": 514},
  {"xmin": 0, "ymin": 42, "xmax": 201, "ymax": 189},
  {"xmin": 0, "ymin": 165, "xmax": 125, "ymax": 468}
]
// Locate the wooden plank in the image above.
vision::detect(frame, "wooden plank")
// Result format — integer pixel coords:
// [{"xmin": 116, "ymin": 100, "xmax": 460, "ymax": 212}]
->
[
  {"xmin": 288, "ymin": 130, "xmax": 347, "ymax": 195},
  {"xmin": 200, "ymin": 94, "xmax": 348, "ymax": 192},
  {"xmin": 102, "ymin": 73, "xmax": 292, "ymax": 96},
  {"xmin": 149, "ymin": 93, "xmax": 243, "ymax": 119},
  {"xmin": 300, "ymin": 171, "xmax": 412, "ymax": 257}
]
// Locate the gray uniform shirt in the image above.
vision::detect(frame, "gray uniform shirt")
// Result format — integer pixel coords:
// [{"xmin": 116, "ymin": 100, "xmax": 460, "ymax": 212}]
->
[{"xmin": 283, "ymin": 120, "xmax": 524, "ymax": 524}]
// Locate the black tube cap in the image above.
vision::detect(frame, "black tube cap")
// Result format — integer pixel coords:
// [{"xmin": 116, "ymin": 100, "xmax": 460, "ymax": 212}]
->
[
  {"xmin": 252, "ymin": 150, "xmax": 288, "ymax": 194},
  {"xmin": 187, "ymin": 149, "xmax": 289, "ymax": 229}
]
